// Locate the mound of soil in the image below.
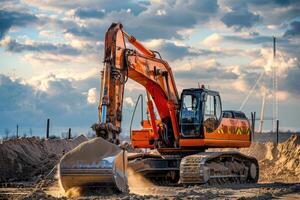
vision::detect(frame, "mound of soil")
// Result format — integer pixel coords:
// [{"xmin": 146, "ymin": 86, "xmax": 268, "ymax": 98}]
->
[
  {"xmin": 240, "ymin": 134, "xmax": 300, "ymax": 183},
  {"xmin": 0, "ymin": 136, "xmax": 88, "ymax": 182}
]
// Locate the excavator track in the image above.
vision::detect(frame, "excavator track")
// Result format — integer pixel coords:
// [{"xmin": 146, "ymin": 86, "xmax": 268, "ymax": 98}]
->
[{"xmin": 180, "ymin": 152, "xmax": 259, "ymax": 185}]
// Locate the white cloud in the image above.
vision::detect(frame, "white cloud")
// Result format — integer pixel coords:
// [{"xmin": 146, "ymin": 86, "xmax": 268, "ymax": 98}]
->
[
  {"xmin": 124, "ymin": 97, "xmax": 134, "ymax": 107},
  {"xmin": 87, "ymin": 87, "xmax": 97, "ymax": 104},
  {"xmin": 277, "ymin": 91, "xmax": 289, "ymax": 102},
  {"xmin": 202, "ymin": 33, "xmax": 223, "ymax": 46},
  {"xmin": 156, "ymin": 9, "xmax": 166, "ymax": 16},
  {"xmin": 232, "ymin": 79, "xmax": 248, "ymax": 92},
  {"xmin": 0, "ymin": 36, "xmax": 12, "ymax": 46},
  {"xmin": 143, "ymin": 39, "xmax": 164, "ymax": 49},
  {"xmin": 251, "ymin": 48, "xmax": 298, "ymax": 74}
]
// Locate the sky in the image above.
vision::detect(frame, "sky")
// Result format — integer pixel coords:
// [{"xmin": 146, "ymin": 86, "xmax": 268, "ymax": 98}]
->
[{"xmin": 0, "ymin": 0, "xmax": 300, "ymax": 137}]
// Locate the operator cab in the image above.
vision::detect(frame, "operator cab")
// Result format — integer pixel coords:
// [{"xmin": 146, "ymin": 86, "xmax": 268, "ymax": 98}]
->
[{"xmin": 179, "ymin": 88, "xmax": 222, "ymax": 138}]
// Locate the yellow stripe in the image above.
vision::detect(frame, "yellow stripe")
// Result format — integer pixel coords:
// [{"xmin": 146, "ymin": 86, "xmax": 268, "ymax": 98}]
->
[{"xmin": 236, "ymin": 127, "xmax": 242, "ymax": 135}]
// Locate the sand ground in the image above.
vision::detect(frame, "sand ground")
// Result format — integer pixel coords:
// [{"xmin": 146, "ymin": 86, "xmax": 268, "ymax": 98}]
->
[{"xmin": 0, "ymin": 134, "xmax": 299, "ymax": 200}]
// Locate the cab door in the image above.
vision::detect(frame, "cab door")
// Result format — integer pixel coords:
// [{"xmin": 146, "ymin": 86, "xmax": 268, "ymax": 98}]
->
[
  {"xmin": 179, "ymin": 93, "xmax": 202, "ymax": 138},
  {"xmin": 203, "ymin": 93, "xmax": 224, "ymax": 140}
]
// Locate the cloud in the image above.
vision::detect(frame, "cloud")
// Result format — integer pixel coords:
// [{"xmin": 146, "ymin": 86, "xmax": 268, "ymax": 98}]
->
[
  {"xmin": 2, "ymin": 38, "xmax": 81, "ymax": 56},
  {"xmin": 64, "ymin": 25, "xmax": 96, "ymax": 39},
  {"xmin": 0, "ymin": 74, "xmax": 98, "ymax": 128},
  {"xmin": 202, "ymin": 32, "xmax": 277, "ymax": 46},
  {"xmin": 124, "ymin": 97, "xmax": 134, "ymax": 107},
  {"xmin": 22, "ymin": 0, "xmax": 149, "ymax": 15},
  {"xmin": 186, "ymin": 0, "xmax": 219, "ymax": 13},
  {"xmin": 223, "ymin": 0, "xmax": 300, "ymax": 26},
  {"xmin": 233, "ymin": 0, "xmax": 292, "ymax": 7},
  {"xmin": 144, "ymin": 39, "xmax": 197, "ymax": 60},
  {"xmin": 223, "ymin": 35, "xmax": 272, "ymax": 44},
  {"xmin": 0, "ymin": 10, "xmax": 38, "ymax": 40},
  {"xmin": 73, "ymin": 8, "xmax": 106, "ymax": 19},
  {"xmin": 282, "ymin": 67, "xmax": 300, "ymax": 95},
  {"xmin": 284, "ymin": 21, "xmax": 300, "ymax": 37},
  {"xmin": 173, "ymin": 58, "xmax": 239, "ymax": 81},
  {"xmin": 46, "ymin": 0, "xmax": 220, "ymax": 41},
  {"xmin": 202, "ymin": 33, "xmax": 223, "ymax": 46},
  {"xmin": 221, "ymin": 9, "xmax": 261, "ymax": 30},
  {"xmin": 87, "ymin": 87, "xmax": 97, "ymax": 104}
]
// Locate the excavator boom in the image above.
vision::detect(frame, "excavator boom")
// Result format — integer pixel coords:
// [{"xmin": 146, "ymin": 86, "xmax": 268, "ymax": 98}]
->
[{"xmin": 59, "ymin": 22, "xmax": 180, "ymax": 193}]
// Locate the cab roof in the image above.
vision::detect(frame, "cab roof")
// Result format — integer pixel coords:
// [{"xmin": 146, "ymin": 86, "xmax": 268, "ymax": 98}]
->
[{"xmin": 182, "ymin": 88, "xmax": 220, "ymax": 96}]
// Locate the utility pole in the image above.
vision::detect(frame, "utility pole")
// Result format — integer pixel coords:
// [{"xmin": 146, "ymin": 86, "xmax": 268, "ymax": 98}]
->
[{"xmin": 272, "ymin": 36, "xmax": 278, "ymax": 133}]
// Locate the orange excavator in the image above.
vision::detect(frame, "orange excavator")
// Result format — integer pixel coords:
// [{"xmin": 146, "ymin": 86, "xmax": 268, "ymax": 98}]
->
[{"xmin": 59, "ymin": 23, "xmax": 259, "ymax": 193}]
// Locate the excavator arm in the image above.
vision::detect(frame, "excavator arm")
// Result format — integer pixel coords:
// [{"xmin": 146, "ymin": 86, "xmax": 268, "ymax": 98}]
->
[
  {"xmin": 92, "ymin": 23, "xmax": 180, "ymax": 146},
  {"xmin": 59, "ymin": 23, "xmax": 181, "ymax": 193}
]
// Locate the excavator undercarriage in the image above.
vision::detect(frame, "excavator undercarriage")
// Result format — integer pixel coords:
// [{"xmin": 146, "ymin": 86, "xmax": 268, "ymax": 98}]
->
[{"xmin": 59, "ymin": 141, "xmax": 259, "ymax": 192}]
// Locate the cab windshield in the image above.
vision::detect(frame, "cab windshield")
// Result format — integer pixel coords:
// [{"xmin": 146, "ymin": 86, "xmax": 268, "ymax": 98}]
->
[{"xmin": 180, "ymin": 93, "xmax": 202, "ymax": 136}]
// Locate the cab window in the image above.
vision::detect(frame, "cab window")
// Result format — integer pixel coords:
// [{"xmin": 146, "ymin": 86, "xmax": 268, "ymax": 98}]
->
[
  {"xmin": 180, "ymin": 94, "xmax": 201, "ymax": 136},
  {"xmin": 204, "ymin": 94, "xmax": 222, "ymax": 133}
]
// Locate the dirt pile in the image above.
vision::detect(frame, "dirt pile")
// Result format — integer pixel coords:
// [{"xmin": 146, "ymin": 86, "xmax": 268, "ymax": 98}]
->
[
  {"xmin": 240, "ymin": 134, "xmax": 300, "ymax": 183},
  {"xmin": 0, "ymin": 135, "xmax": 88, "ymax": 182}
]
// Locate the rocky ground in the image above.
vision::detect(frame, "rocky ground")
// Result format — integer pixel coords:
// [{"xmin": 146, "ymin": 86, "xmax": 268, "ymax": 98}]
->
[
  {"xmin": 0, "ymin": 135, "xmax": 299, "ymax": 200},
  {"xmin": 1, "ymin": 181, "xmax": 299, "ymax": 200}
]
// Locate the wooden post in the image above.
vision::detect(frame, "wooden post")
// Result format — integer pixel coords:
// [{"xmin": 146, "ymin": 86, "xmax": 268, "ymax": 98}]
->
[
  {"xmin": 251, "ymin": 112, "xmax": 256, "ymax": 142},
  {"xmin": 46, "ymin": 119, "xmax": 50, "ymax": 138},
  {"xmin": 16, "ymin": 125, "xmax": 19, "ymax": 138},
  {"xmin": 276, "ymin": 120, "xmax": 279, "ymax": 144},
  {"xmin": 253, "ymin": 112, "xmax": 256, "ymax": 139},
  {"xmin": 68, "ymin": 128, "xmax": 71, "ymax": 139}
]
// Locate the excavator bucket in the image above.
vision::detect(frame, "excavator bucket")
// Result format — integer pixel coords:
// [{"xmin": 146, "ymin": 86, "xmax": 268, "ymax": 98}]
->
[{"xmin": 58, "ymin": 137, "xmax": 128, "ymax": 193}]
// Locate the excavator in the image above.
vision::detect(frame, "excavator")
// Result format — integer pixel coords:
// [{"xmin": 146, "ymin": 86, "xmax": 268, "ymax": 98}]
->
[{"xmin": 58, "ymin": 23, "xmax": 259, "ymax": 193}]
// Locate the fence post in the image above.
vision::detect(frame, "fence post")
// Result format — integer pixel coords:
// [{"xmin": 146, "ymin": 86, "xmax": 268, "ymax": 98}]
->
[
  {"xmin": 251, "ymin": 112, "xmax": 256, "ymax": 142},
  {"xmin": 46, "ymin": 119, "xmax": 50, "ymax": 138},
  {"xmin": 276, "ymin": 120, "xmax": 279, "ymax": 144},
  {"xmin": 68, "ymin": 128, "xmax": 71, "ymax": 139},
  {"xmin": 16, "ymin": 125, "xmax": 19, "ymax": 138}
]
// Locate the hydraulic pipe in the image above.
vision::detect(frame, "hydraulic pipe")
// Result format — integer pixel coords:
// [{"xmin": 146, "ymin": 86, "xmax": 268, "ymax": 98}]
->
[{"xmin": 123, "ymin": 31, "xmax": 155, "ymax": 58}]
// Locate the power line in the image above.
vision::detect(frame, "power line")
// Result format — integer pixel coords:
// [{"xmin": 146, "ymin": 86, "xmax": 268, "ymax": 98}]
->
[{"xmin": 239, "ymin": 71, "xmax": 265, "ymax": 111}]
